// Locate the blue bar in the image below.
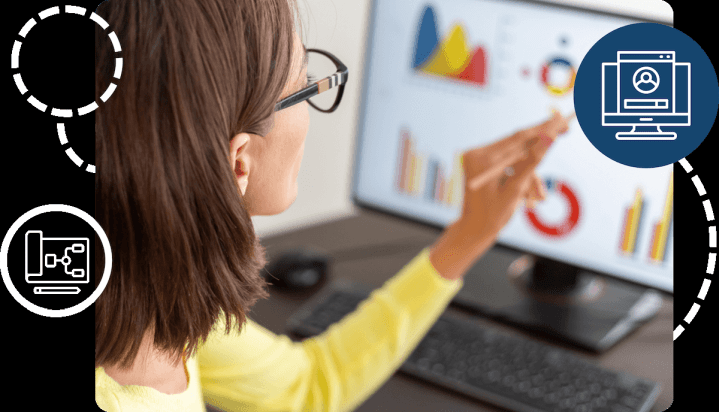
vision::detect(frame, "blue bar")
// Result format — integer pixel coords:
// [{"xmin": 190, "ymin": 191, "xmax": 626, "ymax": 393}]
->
[{"xmin": 426, "ymin": 159, "xmax": 439, "ymax": 201}]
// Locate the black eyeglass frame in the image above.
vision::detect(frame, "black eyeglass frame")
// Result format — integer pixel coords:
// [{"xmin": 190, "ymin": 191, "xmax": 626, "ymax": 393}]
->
[{"xmin": 274, "ymin": 49, "xmax": 348, "ymax": 113}]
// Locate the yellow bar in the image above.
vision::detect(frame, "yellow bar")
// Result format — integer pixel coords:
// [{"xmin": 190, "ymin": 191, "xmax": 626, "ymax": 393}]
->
[
  {"xmin": 408, "ymin": 156, "xmax": 416, "ymax": 194},
  {"xmin": 449, "ymin": 153, "xmax": 462, "ymax": 205},
  {"xmin": 416, "ymin": 155, "xmax": 425, "ymax": 195},
  {"xmin": 625, "ymin": 189, "xmax": 643, "ymax": 253},
  {"xmin": 621, "ymin": 207, "xmax": 635, "ymax": 253},
  {"xmin": 652, "ymin": 172, "xmax": 674, "ymax": 261},
  {"xmin": 649, "ymin": 223, "xmax": 660, "ymax": 260}
]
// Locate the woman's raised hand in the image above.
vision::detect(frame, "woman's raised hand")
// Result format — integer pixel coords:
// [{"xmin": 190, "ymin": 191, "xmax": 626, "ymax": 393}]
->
[
  {"xmin": 429, "ymin": 112, "xmax": 572, "ymax": 280},
  {"xmin": 459, "ymin": 111, "xmax": 571, "ymax": 237}
]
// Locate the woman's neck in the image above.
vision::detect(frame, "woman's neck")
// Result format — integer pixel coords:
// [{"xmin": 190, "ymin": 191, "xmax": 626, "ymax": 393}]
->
[{"xmin": 102, "ymin": 332, "xmax": 188, "ymax": 395}]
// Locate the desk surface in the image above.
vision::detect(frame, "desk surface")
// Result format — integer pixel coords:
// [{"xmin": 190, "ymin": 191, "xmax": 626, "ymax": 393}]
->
[{"xmin": 251, "ymin": 208, "xmax": 673, "ymax": 411}]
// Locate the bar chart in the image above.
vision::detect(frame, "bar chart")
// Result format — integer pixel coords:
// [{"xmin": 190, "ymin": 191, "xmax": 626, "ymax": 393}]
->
[{"xmin": 395, "ymin": 127, "xmax": 463, "ymax": 208}]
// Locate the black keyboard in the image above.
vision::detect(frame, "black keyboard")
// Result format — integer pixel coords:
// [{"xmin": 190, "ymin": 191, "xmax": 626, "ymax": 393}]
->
[{"xmin": 286, "ymin": 282, "xmax": 661, "ymax": 412}]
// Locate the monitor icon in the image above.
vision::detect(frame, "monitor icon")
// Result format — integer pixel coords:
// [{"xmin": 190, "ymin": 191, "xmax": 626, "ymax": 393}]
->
[
  {"xmin": 24, "ymin": 230, "xmax": 90, "ymax": 294},
  {"xmin": 602, "ymin": 51, "xmax": 691, "ymax": 140}
]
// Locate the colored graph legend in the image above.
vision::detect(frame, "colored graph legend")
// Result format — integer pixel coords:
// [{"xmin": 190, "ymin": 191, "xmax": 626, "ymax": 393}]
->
[
  {"xmin": 412, "ymin": 5, "xmax": 489, "ymax": 86},
  {"xmin": 619, "ymin": 188, "xmax": 645, "ymax": 256},
  {"xmin": 648, "ymin": 172, "xmax": 673, "ymax": 264},
  {"xmin": 396, "ymin": 128, "xmax": 463, "ymax": 207}
]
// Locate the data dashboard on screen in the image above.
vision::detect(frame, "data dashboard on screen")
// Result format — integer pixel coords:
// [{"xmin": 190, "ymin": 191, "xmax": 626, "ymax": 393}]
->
[{"xmin": 352, "ymin": 0, "xmax": 673, "ymax": 292}]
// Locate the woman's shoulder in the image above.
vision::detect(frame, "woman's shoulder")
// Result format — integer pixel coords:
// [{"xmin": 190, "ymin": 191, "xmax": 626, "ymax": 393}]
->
[
  {"xmin": 95, "ymin": 360, "xmax": 199, "ymax": 411},
  {"xmin": 100, "ymin": 365, "xmax": 188, "ymax": 395},
  {"xmin": 96, "ymin": 350, "xmax": 189, "ymax": 396}
]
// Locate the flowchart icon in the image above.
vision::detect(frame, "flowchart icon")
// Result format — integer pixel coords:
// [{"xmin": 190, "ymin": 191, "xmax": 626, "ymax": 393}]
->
[{"xmin": 25, "ymin": 230, "xmax": 90, "ymax": 294}]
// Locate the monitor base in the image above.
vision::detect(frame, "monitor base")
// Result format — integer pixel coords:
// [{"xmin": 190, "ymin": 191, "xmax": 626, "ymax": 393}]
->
[
  {"xmin": 616, "ymin": 125, "xmax": 676, "ymax": 140},
  {"xmin": 451, "ymin": 248, "xmax": 663, "ymax": 353},
  {"xmin": 33, "ymin": 287, "xmax": 81, "ymax": 294}
]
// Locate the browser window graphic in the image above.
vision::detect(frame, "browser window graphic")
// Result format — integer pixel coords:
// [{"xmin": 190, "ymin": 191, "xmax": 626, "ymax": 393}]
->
[{"xmin": 602, "ymin": 51, "xmax": 691, "ymax": 140}]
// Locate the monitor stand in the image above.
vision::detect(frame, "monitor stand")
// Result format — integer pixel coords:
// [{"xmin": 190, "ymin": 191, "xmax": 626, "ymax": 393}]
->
[
  {"xmin": 33, "ymin": 286, "xmax": 81, "ymax": 294},
  {"xmin": 616, "ymin": 125, "xmax": 676, "ymax": 140},
  {"xmin": 451, "ymin": 247, "xmax": 664, "ymax": 353}
]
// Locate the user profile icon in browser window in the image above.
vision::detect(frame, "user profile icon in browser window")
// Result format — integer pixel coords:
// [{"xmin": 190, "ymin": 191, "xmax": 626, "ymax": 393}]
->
[{"xmin": 602, "ymin": 51, "xmax": 691, "ymax": 141}]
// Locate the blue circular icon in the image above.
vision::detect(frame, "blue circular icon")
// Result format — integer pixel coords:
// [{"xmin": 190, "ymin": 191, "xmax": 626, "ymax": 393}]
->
[{"xmin": 574, "ymin": 23, "xmax": 719, "ymax": 168}]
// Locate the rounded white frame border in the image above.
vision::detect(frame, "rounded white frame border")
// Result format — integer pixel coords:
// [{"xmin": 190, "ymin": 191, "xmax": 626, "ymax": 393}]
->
[{"xmin": 1, "ymin": 204, "xmax": 112, "ymax": 318}]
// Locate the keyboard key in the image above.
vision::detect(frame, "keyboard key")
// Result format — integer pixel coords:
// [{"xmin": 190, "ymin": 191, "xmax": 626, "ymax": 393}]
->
[
  {"xmin": 603, "ymin": 388, "xmax": 618, "ymax": 400},
  {"xmin": 528, "ymin": 387, "xmax": 544, "ymax": 399},
  {"xmin": 448, "ymin": 369, "xmax": 465, "ymax": 381},
  {"xmin": 544, "ymin": 392, "xmax": 561, "ymax": 404},
  {"xmin": 517, "ymin": 380, "xmax": 531, "ymax": 393},
  {"xmin": 558, "ymin": 397, "xmax": 576, "ymax": 409},
  {"xmin": 621, "ymin": 396, "xmax": 640, "ymax": 408},
  {"xmin": 591, "ymin": 397, "xmax": 607, "ymax": 408},
  {"xmin": 577, "ymin": 390, "xmax": 592, "ymax": 402}
]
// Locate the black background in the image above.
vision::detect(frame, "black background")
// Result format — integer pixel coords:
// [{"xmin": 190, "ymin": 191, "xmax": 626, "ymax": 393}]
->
[{"xmin": 0, "ymin": 0, "xmax": 715, "ymax": 410}]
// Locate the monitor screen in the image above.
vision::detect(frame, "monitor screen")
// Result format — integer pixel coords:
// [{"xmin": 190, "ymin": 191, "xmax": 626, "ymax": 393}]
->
[{"xmin": 352, "ymin": 0, "xmax": 673, "ymax": 293}]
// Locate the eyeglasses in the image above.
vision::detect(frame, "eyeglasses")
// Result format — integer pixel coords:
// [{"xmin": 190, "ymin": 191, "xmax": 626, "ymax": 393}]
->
[{"xmin": 274, "ymin": 48, "xmax": 348, "ymax": 113}]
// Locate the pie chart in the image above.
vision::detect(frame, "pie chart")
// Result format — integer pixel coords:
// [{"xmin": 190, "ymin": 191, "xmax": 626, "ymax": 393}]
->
[{"xmin": 525, "ymin": 178, "xmax": 581, "ymax": 237}]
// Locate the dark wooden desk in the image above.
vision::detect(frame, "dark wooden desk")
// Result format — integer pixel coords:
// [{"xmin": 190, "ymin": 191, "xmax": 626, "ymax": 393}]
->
[{"xmin": 250, "ymin": 208, "xmax": 673, "ymax": 411}]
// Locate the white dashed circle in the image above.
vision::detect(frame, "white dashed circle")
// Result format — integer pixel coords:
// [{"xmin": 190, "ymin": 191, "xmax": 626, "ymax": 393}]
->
[
  {"xmin": 10, "ymin": 5, "xmax": 121, "ymax": 174},
  {"xmin": 11, "ymin": 5, "xmax": 122, "ymax": 117},
  {"xmin": 674, "ymin": 157, "xmax": 715, "ymax": 340},
  {"xmin": 56, "ymin": 123, "xmax": 95, "ymax": 173}
]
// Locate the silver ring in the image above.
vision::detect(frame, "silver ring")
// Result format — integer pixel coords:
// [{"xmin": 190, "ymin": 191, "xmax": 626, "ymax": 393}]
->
[{"xmin": 504, "ymin": 166, "xmax": 515, "ymax": 177}]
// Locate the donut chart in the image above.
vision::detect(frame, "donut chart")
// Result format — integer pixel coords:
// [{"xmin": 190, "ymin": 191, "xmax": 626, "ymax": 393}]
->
[
  {"xmin": 540, "ymin": 57, "xmax": 576, "ymax": 96},
  {"xmin": 525, "ymin": 178, "xmax": 581, "ymax": 237}
]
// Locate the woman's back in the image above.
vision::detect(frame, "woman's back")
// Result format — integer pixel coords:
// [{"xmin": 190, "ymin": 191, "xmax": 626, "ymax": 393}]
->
[{"xmin": 96, "ymin": 248, "xmax": 463, "ymax": 411}]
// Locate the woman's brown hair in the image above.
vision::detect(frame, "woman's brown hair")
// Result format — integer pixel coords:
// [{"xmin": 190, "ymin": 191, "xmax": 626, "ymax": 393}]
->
[{"xmin": 95, "ymin": 0, "xmax": 301, "ymax": 370}]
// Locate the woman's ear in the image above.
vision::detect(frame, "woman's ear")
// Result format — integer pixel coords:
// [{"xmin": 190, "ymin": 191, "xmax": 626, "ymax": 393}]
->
[{"xmin": 230, "ymin": 133, "xmax": 251, "ymax": 196}]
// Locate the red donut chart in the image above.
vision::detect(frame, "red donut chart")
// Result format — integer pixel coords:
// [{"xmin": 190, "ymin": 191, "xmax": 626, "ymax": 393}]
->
[{"xmin": 525, "ymin": 178, "xmax": 580, "ymax": 237}]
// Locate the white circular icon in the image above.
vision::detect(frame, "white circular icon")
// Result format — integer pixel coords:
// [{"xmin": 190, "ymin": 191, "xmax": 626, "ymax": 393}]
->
[
  {"xmin": 632, "ymin": 66, "xmax": 660, "ymax": 94},
  {"xmin": 1, "ymin": 204, "xmax": 112, "ymax": 318}
]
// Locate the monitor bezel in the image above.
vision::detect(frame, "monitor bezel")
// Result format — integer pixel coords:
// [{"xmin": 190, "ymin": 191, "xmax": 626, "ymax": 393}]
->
[{"xmin": 350, "ymin": 0, "xmax": 674, "ymax": 295}]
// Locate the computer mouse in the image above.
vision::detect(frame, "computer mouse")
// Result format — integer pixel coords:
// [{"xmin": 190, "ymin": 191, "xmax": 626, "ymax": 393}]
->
[{"xmin": 264, "ymin": 247, "xmax": 332, "ymax": 291}]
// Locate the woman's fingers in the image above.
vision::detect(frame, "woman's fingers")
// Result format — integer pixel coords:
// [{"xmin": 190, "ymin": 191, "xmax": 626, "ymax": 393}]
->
[
  {"xmin": 467, "ymin": 119, "xmax": 561, "ymax": 192},
  {"xmin": 524, "ymin": 173, "xmax": 546, "ymax": 208},
  {"xmin": 501, "ymin": 138, "xmax": 554, "ymax": 199},
  {"xmin": 487, "ymin": 111, "xmax": 568, "ymax": 160},
  {"xmin": 484, "ymin": 112, "xmax": 559, "ymax": 154},
  {"xmin": 466, "ymin": 147, "xmax": 529, "ymax": 191},
  {"xmin": 465, "ymin": 111, "xmax": 571, "ymax": 192}
]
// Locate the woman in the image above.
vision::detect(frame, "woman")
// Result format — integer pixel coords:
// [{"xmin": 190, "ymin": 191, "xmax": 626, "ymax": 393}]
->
[{"xmin": 94, "ymin": 0, "xmax": 570, "ymax": 411}]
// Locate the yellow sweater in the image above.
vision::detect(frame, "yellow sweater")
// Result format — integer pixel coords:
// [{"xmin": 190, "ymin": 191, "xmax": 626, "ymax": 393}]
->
[{"xmin": 95, "ymin": 247, "xmax": 464, "ymax": 411}]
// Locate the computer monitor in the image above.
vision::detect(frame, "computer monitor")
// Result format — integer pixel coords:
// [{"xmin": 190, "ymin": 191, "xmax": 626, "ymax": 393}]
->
[
  {"xmin": 351, "ymin": 0, "xmax": 672, "ymax": 352},
  {"xmin": 603, "ymin": 51, "xmax": 690, "ymax": 140}
]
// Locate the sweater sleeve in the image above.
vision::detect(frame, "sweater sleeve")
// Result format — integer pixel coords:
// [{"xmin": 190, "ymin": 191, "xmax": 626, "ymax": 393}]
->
[{"xmin": 198, "ymin": 246, "xmax": 464, "ymax": 412}]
